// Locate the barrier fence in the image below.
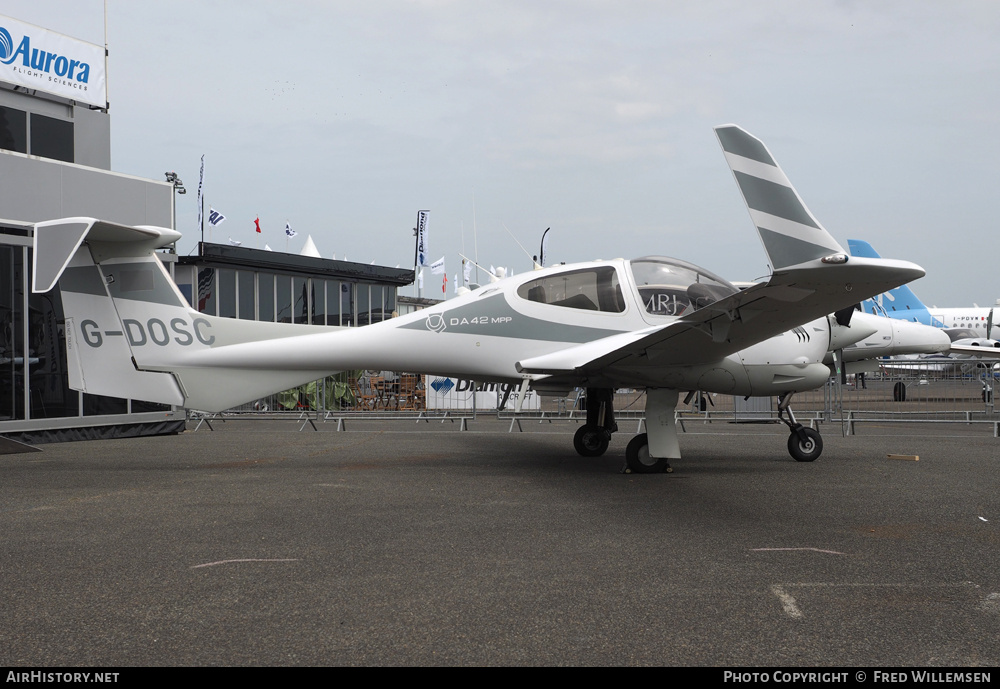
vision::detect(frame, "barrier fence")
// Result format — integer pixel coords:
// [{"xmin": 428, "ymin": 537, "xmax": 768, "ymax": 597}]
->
[{"xmin": 190, "ymin": 358, "xmax": 1000, "ymax": 436}]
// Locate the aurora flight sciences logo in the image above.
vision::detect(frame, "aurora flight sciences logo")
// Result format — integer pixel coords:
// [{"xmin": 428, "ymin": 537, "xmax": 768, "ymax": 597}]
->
[
  {"xmin": 0, "ymin": 27, "xmax": 13, "ymax": 60},
  {"xmin": 0, "ymin": 23, "xmax": 93, "ymax": 83}
]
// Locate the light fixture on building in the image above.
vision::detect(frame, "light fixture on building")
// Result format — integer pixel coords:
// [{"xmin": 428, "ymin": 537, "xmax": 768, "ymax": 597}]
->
[{"xmin": 164, "ymin": 171, "xmax": 186, "ymax": 194}]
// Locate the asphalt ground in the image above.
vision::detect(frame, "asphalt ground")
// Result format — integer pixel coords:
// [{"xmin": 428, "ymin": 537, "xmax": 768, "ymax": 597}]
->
[{"xmin": 1, "ymin": 417, "xmax": 998, "ymax": 667}]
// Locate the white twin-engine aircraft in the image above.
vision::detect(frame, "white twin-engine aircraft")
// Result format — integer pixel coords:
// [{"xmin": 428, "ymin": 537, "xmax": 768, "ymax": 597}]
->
[{"xmin": 32, "ymin": 125, "xmax": 945, "ymax": 471}]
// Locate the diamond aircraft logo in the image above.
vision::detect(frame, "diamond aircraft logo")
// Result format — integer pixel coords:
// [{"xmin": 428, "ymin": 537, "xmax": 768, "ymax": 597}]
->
[{"xmin": 425, "ymin": 313, "xmax": 447, "ymax": 333}]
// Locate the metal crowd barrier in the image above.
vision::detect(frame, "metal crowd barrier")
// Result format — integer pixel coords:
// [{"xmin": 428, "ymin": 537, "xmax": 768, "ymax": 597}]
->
[{"xmin": 190, "ymin": 357, "xmax": 999, "ymax": 437}]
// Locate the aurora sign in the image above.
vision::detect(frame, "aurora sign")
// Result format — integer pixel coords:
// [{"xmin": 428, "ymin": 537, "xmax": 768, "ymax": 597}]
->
[{"xmin": 0, "ymin": 14, "xmax": 107, "ymax": 109}]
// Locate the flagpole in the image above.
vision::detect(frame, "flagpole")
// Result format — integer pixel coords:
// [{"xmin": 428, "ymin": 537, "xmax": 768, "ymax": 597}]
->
[{"xmin": 472, "ymin": 194, "xmax": 479, "ymax": 286}]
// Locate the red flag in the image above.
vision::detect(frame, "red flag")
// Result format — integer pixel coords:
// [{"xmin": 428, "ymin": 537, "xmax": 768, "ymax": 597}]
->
[
  {"xmin": 254, "ymin": 217, "xmax": 261, "ymax": 233},
  {"xmin": 442, "ymin": 273, "xmax": 448, "ymax": 294}
]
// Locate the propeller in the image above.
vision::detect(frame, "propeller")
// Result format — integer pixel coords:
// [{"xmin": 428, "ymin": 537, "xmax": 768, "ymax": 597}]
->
[{"xmin": 834, "ymin": 304, "xmax": 858, "ymax": 327}]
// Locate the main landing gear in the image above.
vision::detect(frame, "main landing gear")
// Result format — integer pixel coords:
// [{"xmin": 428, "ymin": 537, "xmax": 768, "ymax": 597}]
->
[
  {"xmin": 777, "ymin": 392, "xmax": 823, "ymax": 462},
  {"xmin": 573, "ymin": 387, "xmax": 677, "ymax": 473},
  {"xmin": 573, "ymin": 388, "xmax": 616, "ymax": 458},
  {"xmin": 573, "ymin": 389, "xmax": 825, "ymax": 469}
]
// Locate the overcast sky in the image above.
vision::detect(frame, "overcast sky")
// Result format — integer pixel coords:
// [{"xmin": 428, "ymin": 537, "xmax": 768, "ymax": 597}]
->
[{"xmin": 6, "ymin": 1, "xmax": 999, "ymax": 305}]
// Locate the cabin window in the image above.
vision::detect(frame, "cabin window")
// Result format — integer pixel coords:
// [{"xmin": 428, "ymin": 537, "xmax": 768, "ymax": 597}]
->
[{"xmin": 516, "ymin": 267, "xmax": 625, "ymax": 313}]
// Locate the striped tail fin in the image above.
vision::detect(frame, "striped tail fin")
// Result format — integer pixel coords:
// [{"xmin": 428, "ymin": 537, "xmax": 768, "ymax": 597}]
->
[{"xmin": 715, "ymin": 125, "xmax": 846, "ymax": 272}]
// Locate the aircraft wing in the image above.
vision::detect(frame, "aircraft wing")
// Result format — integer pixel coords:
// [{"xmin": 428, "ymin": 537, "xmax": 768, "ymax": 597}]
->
[
  {"xmin": 517, "ymin": 256, "xmax": 924, "ymax": 377},
  {"xmin": 949, "ymin": 343, "xmax": 1000, "ymax": 358},
  {"xmin": 518, "ymin": 124, "xmax": 926, "ymax": 378}
]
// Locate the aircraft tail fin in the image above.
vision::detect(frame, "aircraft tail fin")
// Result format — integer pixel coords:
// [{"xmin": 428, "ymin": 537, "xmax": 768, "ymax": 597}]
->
[
  {"xmin": 715, "ymin": 125, "xmax": 846, "ymax": 272},
  {"xmin": 33, "ymin": 218, "xmax": 334, "ymax": 411},
  {"xmin": 845, "ymin": 239, "xmax": 883, "ymax": 260},
  {"xmin": 846, "ymin": 239, "xmax": 942, "ymax": 326}
]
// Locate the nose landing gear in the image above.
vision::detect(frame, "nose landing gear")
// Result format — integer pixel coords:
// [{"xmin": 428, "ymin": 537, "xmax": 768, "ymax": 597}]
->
[{"xmin": 777, "ymin": 392, "xmax": 823, "ymax": 462}]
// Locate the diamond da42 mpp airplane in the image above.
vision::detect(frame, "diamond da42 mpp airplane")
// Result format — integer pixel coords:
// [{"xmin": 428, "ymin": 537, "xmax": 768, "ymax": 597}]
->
[{"xmin": 33, "ymin": 125, "xmax": 931, "ymax": 470}]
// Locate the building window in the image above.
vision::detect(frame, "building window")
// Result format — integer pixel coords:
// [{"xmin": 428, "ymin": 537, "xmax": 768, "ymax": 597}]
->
[
  {"xmin": 258, "ymin": 273, "xmax": 274, "ymax": 322},
  {"xmin": 341, "ymin": 282, "xmax": 354, "ymax": 326},
  {"xmin": 0, "ymin": 107, "xmax": 27, "ymax": 154},
  {"xmin": 292, "ymin": 277, "xmax": 308, "ymax": 324},
  {"xmin": 276, "ymin": 274, "xmax": 292, "ymax": 323},
  {"xmin": 0, "ymin": 245, "xmax": 20, "ymax": 421},
  {"xmin": 326, "ymin": 280, "xmax": 341, "ymax": 326},
  {"xmin": 30, "ymin": 114, "xmax": 74, "ymax": 163},
  {"xmin": 238, "ymin": 271, "xmax": 255, "ymax": 320},
  {"xmin": 312, "ymin": 279, "xmax": 325, "ymax": 325},
  {"xmin": 217, "ymin": 268, "xmax": 236, "ymax": 319},
  {"xmin": 357, "ymin": 284, "xmax": 371, "ymax": 326},
  {"xmin": 385, "ymin": 286, "xmax": 396, "ymax": 317}
]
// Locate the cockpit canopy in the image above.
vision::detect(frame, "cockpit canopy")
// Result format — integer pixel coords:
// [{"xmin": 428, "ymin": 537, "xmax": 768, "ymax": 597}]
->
[
  {"xmin": 513, "ymin": 256, "xmax": 739, "ymax": 317},
  {"xmin": 630, "ymin": 256, "xmax": 739, "ymax": 317}
]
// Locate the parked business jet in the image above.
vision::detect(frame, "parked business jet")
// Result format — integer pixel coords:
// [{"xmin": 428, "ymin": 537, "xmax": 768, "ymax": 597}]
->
[
  {"xmin": 848, "ymin": 240, "xmax": 997, "ymax": 340},
  {"xmin": 32, "ymin": 125, "xmax": 933, "ymax": 470}
]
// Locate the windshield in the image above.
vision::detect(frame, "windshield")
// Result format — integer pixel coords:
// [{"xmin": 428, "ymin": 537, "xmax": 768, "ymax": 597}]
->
[{"xmin": 629, "ymin": 256, "xmax": 738, "ymax": 317}]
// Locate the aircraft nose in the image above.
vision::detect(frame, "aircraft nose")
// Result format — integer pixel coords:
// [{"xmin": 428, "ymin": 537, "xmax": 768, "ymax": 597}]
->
[{"xmin": 893, "ymin": 320, "xmax": 951, "ymax": 354}]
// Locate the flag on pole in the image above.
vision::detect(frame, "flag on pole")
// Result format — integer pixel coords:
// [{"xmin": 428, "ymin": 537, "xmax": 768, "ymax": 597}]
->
[
  {"xmin": 254, "ymin": 217, "xmax": 261, "ymax": 234},
  {"xmin": 416, "ymin": 210, "xmax": 430, "ymax": 267},
  {"xmin": 442, "ymin": 272, "xmax": 448, "ymax": 294},
  {"xmin": 208, "ymin": 208, "xmax": 226, "ymax": 226},
  {"xmin": 430, "ymin": 256, "xmax": 445, "ymax": 275},
  {"xmin": 285, "ymin": 222, "xmax": 296, "ymax": 238},
  {"xmin": 228, "ymin": 237, "xmax": 242, "ymax": 246},
  {"xmin": 463, "ymin": 259, "xmax": 472, "ymax": 286},
  {"xmin": 197, "ymin": 268, "xmax": 214, "ymax": 311}
]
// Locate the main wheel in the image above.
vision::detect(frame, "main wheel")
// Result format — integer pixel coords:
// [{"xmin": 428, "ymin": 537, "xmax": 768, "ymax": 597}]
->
[
  {"xmin": 893, "ymin": 381, "xmax": 907, "ymax": 402},
  {"xmin": 625, "ymin": 433, "xmax": 670, "ymax": 473},
  {"xmin": 574, "ymin": 424, "xmax": 610, "ymax": 457},
  {"xmin": 787, "ymin": 427, "xmax": 823, "ymax": 462}
]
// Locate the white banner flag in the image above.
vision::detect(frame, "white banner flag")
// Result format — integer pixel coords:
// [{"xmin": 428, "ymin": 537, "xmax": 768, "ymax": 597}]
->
[
  {"xmin": 416, "ymin": 210, "xmax": 430, "ymax": 267},
  {"xmin": 0, "ymin": 15, "xmax": 107, "ymax": 108},
  {"xmin": 430, "ymin": 256, "xmax": 445, "ymax": 275}
]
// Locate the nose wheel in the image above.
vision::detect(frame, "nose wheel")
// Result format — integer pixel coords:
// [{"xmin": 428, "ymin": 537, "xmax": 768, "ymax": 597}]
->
[
  {"xmin": 787, "ymin": 426, "xmax": 823, "ymax": 462},
  {"xmin": 777, "ymin": 393, "xmax": 824, "ymax": 462}
]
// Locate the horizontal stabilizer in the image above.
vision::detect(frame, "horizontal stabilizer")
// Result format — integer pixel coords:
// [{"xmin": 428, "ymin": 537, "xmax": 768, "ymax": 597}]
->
[{"xmin": 33, "ymin": 217, "xmax": 180, "ymax": 293}]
